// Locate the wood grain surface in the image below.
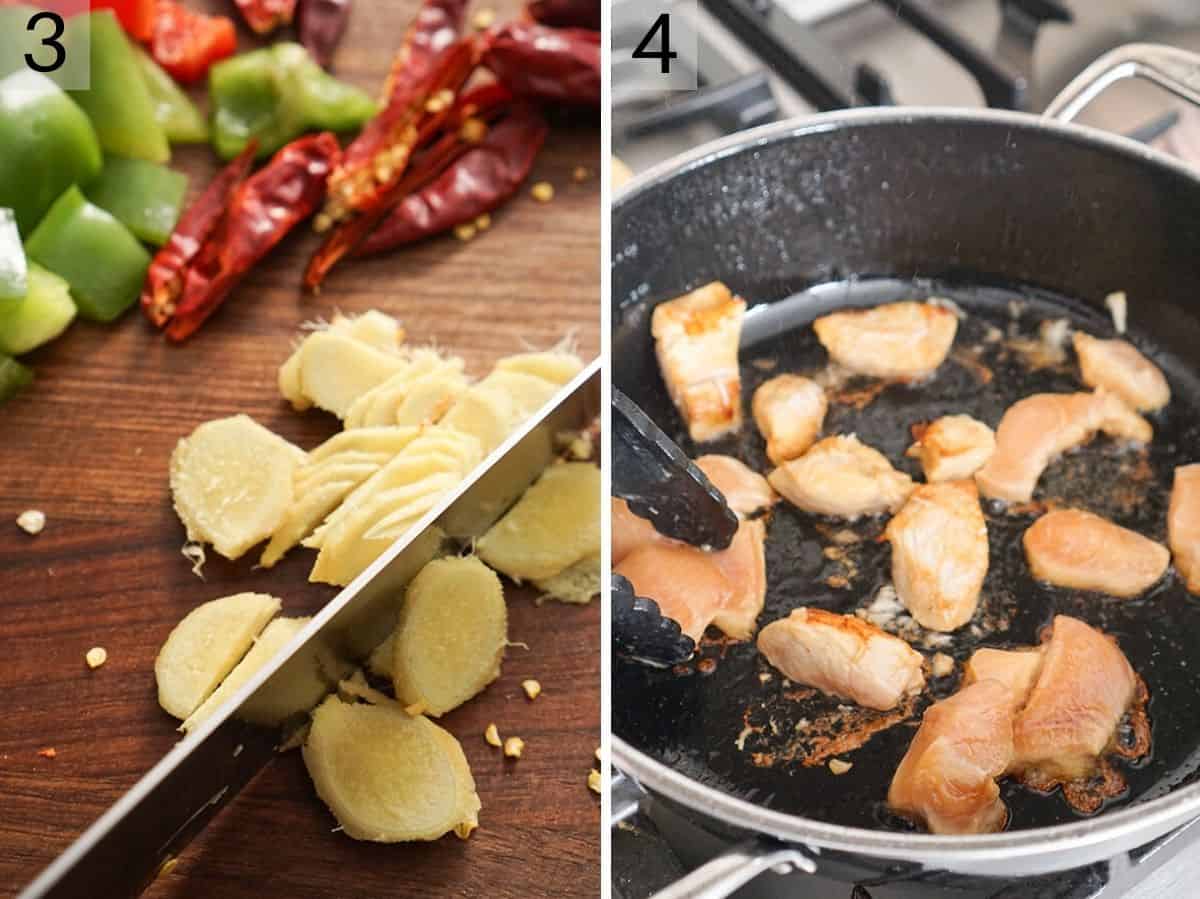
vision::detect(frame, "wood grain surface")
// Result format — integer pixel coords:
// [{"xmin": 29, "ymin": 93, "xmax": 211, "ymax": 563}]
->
[{"xmin": 0, "ymin": 2, "xmax": 600, "ymax": 896}]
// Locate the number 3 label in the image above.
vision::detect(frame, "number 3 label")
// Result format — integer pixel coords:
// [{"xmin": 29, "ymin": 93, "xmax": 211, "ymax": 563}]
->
[{"xmin": 26, "ymin": 11, "xmax": 66, "ymax": 73}]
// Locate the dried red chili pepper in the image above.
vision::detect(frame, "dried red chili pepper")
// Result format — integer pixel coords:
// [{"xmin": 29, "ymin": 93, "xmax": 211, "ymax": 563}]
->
[
  {"xmin": 325, "ymin": 1, "xmax": 472, "ymax": 221},
  {"xmin": 140, "ymin": 142, "xmax": 257, "ymax": 328},
  {"xmin": 356, "ymin": 103, "xmax": 547, "ymax": 255},
  {"xmin": 304, "ymin": 81, "xmax": 508, "ymax": 288},
  {"xmin": 297, "ymin": 0, "xmax": 353, "ymax": 68},
  {"xmin": 526, "ymin": 0, "xmax": 599, "ymax": 31},
  {"xmin": 234, "ymin": 0, "xmax": 296, "ymax": 33},
  {"xmin": 165, "ymin": 133, "xmax": 340, "ymax": 342},
  {"xmin": 481, "ymin": 22, "xmax": 600, "ymax": 106}
]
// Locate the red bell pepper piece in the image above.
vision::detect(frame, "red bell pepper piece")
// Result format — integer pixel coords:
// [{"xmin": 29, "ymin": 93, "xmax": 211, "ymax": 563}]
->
[
  {"xmin": 356, "ymin": 102, "xmax": 547, "ymax": 255},
  {"xmin": 526, "ymin": 0, "xmax": 600, "ymax": 31},
  {"xmin": 234, "ymin": 0, "xmax": 297, "ymax": 34},
  {"xmin": 166, "ymin": 133, "xmax": 340, "ymax": 342},
  {"xmin": 92, "ymin": 0, "xmax": 157, "ymax": 42},
  {"xmin": 481, "ymin": 22, "xmax": 600, "ymax": 106},
  {"xmin": 141, "ymin": 142, "xmax": 257, "ymax": 328},
  {"xmin": 150, "ymin": 0, "xmax": 237, "ymax": 84}
]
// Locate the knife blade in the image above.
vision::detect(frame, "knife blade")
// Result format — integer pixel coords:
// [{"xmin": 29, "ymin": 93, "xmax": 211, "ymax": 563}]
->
[{"xmin": 18, "ymin": 359, "xmax": 600, "ymax": 899}]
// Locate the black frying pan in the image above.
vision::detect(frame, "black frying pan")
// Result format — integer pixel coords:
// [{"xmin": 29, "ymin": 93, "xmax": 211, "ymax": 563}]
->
[{"xmin": 611, "ymin": 44, "xmax": 1200, "ymax": 887}]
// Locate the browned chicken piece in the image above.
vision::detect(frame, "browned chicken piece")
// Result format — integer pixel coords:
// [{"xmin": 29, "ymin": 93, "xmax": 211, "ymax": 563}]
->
[
  {"xmin": 768, "ymin": 435, "xmax": 914, "ymax": 520},
  {"xmin": 1073, "ymin": 332, "xmax": 1170, "ymax": 412},
  {"xmin": 615, "ymin": 543, "xmax": 730, "ymax": 643},
  {"xmin": 813, "ymin": 301, "xmax": 958, "ymax": 380},
  {"xmin": 1023, "ymin": 509, "xmax": 1169, "ymax": 598},
  {"xmin": 963, "ymin": 648, "xmax": 1044, "ymax": 705},
  {"xmin": 695, "ymin": 454, "xmax": 777, "ymax": 519},
  {"xmin": 757, "ymin": 608, "xmax": 925, "ymax": 711},
  {"xmin": 611, "ymin": 497, "xmax": 665, "ymax": 565},
  {"xmin": 1169, "ymin": 464, "xmax": 1200, "ymax": 594},
  {"xmin": 614, "ymin": 514, "xmax": 768, "ymax": 643},
  {"xmin": 975, "ymin": 389, "xmax": 1152, "ymax": 503},
  {"xmin": 906, "ymin": 414, "xmax": 996, "ymax": 483},
  {"xmin": 751, "ymin": 374, "xmax": 827, "ymax": 464},
  {"xmin": 1012, "ymin": 615, "xmax": 1137, "ymax": 781},
  {"xmin": 885, "ymin": 481, "xmax": 989, "ymax": 632},
  {"xmin": 651, "ymin": 282, "xmax": 746, "ymax": 442},
  {"xmin": 888, "ymin": 679, "xmax": 1016, "ymax": 835}
]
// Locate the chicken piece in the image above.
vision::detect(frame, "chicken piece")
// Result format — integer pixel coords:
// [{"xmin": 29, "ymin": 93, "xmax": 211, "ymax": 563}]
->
[
  {"xmin": 906, "ymin": 415, "xmax": 996, "ymax": 483},
  {"xmin": 963, "ymin": 648, "xmax": 1044, "ymax": 705},
  {"xmin": 614, "ymin": 517, "xmax": 767, "ymax": 642},
  {"xmin": 885, "ymin": 481, "xmax": 988, "ymax": 632},
  {"xmin": 888, "ymin": 679, "xmax": 1015, "ymax": 835},
  {"xmin": 751, "ymin": 374, "xmax": 827, "ymax": 464},
  {"xmin": 651, "ymin": 282, "xmax": 746, "ymax": 442},
  {"xmin": 975, "ymin": 390, "xmax": 1152, "ymax": 503},
  {"xmin": 1012, "ymin": 615, "xmax": 1137, "ymax": 781},
  {"xmin": 1073, "ymin": 332, "xmax": 1170, "ymax": 412},
  {"xmin": 813, "ymin": 301, "xmax": 957, "ymax": 380},
  {"xmin": 611, "ymin": 497, "xmax": 665, "ymax": 565},
  {"xmin": 1169, "ymin": 464, "xmax": 1200, "ymax": 594},
  {"xmin": 768, "ymin": 435, "xmax": 914, "ymax": 520},
  {"xmin": 756, "ymin": 608, "xmax": 924, "ymax": 711},
  {"xmin": 695, "ymin": 454, "xmax": 776, "ymax": 519},
  {"xmin": 1023, "ymin": 509, "xmax": 1169, "ymax": 598}
]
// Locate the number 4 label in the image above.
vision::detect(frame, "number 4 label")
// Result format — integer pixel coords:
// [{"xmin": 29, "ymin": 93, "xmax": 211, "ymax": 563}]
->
[{"xmin": 632, "ymin": 13, "xmax": 678, "ymax": 75}]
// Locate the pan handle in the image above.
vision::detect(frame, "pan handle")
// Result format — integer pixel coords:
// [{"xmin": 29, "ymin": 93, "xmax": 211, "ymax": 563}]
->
[
  {"xmin": 1045, "ymin": 43, "xmax": 1200, "ymax": 123},
  {"xmin": 647, "ymin": 837, "xmax": 817, "ymax": 899}
]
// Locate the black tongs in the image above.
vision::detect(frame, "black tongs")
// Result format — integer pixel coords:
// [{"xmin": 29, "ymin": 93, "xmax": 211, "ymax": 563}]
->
[{"xmin": 612, "ymin": 389, "xmax": 739, "ymax": 666}]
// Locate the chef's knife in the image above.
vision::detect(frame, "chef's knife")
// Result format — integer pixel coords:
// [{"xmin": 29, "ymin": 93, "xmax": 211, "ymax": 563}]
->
[{"xmin": 18, "ymin": 359, "xmax": 600, "ymax": 899}]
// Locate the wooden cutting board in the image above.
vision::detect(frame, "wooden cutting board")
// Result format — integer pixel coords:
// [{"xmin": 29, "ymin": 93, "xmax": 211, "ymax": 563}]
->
[{"xmin": 0, "ymin": 3, "xmax": 600, "ymax": 896}]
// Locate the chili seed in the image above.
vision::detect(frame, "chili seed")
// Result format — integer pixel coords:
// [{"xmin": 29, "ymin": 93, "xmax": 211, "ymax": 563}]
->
[
  {"xmin": 85, "ymin": 647, "xmax": 108, "ymax": 669},
  {"xmin": 503, "ymin": 736, "xmax": 524, "ymax": 758},
  {"xmin": 454, "ymin": 223, "xmax": 477, "ymax": 242},
  {"xmin": 16, "ymin": 509, "xmax": 45, "ymax": 534},
  {"xmin": 531, "ymin": 182, "xmax": 555, "ymax": 203},
  {"xmin": 484, "ymin": 723, "xmax": 501, "ymax": 747}
]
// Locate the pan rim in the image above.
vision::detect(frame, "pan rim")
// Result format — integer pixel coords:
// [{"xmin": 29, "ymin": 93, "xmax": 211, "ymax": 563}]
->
[{"xmin": 610, "ymin": 107, "xmax": 1200, "ymax": 864}]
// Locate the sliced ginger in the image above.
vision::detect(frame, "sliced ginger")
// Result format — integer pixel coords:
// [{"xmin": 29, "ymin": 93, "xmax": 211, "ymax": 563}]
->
[
  {"xmin": 392, "ymin": 556, "xmax": 507, "ymax": 717},
  {"xmin": 343, "ymin": 349, "xmax": 468, "ymax": 429},
  {"xmin": 181, "ymin": 617, "xmax": 350, "ymax": 733},
  {"xmin": 440, "ymin": 383, "xmax": 517, "ymax": 455},
  {"xmin": 303, "ymin": 695, "xmax": 480, "ymax": 842},
  {"xmin": 533, "ymin": 553, "xmax": 600, "ymax": 605},
  {"xmin": 170, "ymin": 415, "xmax": 306, "ymax": 560},
  {"xmin": 495, "ymin": 350, "xmax": 583, "ymax": 386},
  {"xmin": 260, "ymin": 427, "xmax": 421, "ymax": 568},
  {"xmin": 279, "ymin": 311, "xmax": 406, "ymax": 410},
  {"xmin": 297, "ymin": 332, "xmax": 409, "ymax": 418},
  {"xmin": 477, "ymin": 462, "xmax": 601, "ymax": 580},
  {"xmin": 155, "ymin": 592, "xmax": 281, "ymax": 720}
]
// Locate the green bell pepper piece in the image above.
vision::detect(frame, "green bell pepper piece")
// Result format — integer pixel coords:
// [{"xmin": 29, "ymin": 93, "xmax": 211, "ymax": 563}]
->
[
  {"xmin": 0, "ymin": 263, "xmax": 75, "ymax": 355},
  {"xmin": 134, "ymin": 47, "xmax": 209, "ymax": 144},
  {"xmin": 0, "ymin": 208, "xmax": 26, "ymax": 303},
  {"xmin": 0, "ymin": 70, "xmax": 102, "ymax": 234},
  {"xmin": 210, "ymin": 42, "xmax": 375, "ymax": 160},
  {"xmin": 0, "ymin": 353, "xmax": 32, "ymax": 405},
  {"xmin": 65, "ymin": 11, "xmax": 170, "ymax": 164},
  {"xmin": 85, "ymin": 155, "xmax": 188, "ymax": 247},
  {"xmin": 26, "ymin": 186, "xmax": 151, "ymax": 323}
]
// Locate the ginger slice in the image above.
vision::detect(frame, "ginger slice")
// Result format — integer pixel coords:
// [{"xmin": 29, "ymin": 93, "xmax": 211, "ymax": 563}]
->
[
  {"xmin": 476, "ymin": 369, "xmax": 561, "ymax": 426},
  {"xmin": 170, "ymin": 415, "xmax": 306, "ymax": 560},
  {"xmin": 478, "ymin": 462, "xmax": 601, "ymax": 580},
  {"xmin": 440, "ymin": 384, "xmax": 517, "ymax": 455},
  {"xmin": 260, "ymin": 427, "xmax": 421, "ymax": 569},
  {"xmin": 298, "ymin": 332, "xmax": 409, "ymax": 418},
  {"xmin": 280, "ymin": 311, "xmax": 406, "ymax": 410},
  {"xmin": 533, "ymin": 553, "xmax": 600, "ymax": 605},
  {"xmin": 155, "ymin": 592, "xmax": 282, "ymax": 719},
  {"xmin": 303, "ymin": 695, "xmax": 481, "ymax": 842},
  {"xmin": 367, "ymin": 632, "xmax": 395, "ymax": 679},
  {"xmin": 343, "ymin": 351, "xmax": 468, "ymax": 429},
  {"xmin": 495, "ymin": 350, "xmax": 583, "ymax": 386},
  {"xmin": 391, "ymin": 556, "xmax": 507, "ymax": 716}
]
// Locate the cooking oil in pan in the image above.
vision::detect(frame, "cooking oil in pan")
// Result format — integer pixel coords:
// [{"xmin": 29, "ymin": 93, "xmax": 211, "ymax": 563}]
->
[{"xmin": 613, "ymin": 276, "xmax": 1200, "ymax": 833}]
